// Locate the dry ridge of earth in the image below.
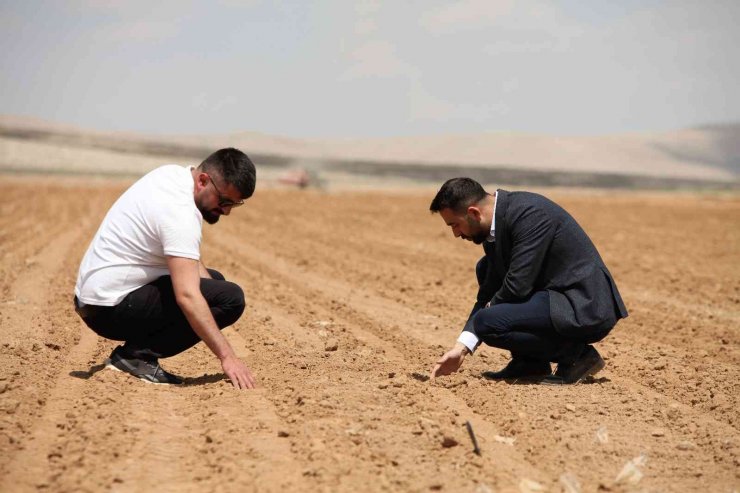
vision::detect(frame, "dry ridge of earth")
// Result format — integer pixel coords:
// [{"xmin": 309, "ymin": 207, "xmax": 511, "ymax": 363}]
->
[{"xmin": 0, "ymin": 176, "xmax": 738, "ymax": 492}]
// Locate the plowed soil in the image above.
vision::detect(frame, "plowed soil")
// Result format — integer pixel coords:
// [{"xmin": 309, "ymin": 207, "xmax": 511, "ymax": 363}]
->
[{"xmin": 0, "ymin": 176, "xmax": 738, "ymax": 492}]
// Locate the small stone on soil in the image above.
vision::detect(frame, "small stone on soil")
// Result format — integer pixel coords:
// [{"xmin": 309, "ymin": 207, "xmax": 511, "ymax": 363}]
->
[{"xmin": 441, "ymin": 435, "xmax": 458, "ymax": 448}]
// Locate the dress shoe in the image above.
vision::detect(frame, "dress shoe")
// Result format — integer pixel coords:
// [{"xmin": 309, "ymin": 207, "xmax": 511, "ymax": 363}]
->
[
  {"xmin": 482, "ymin": 358, "xmax": 552, "ymax": 381},
  {"xmin": 544, "ymin": 345, "xmax": 605, "ymax": 385}
]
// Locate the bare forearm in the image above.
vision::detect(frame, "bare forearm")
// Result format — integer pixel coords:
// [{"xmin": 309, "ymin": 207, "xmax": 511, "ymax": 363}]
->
[{"xmin": 198, "ymin": 261, "xmax": 212, "ymax": 279}]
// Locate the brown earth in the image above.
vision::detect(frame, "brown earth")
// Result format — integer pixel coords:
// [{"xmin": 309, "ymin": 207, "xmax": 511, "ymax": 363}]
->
[{"xmin": 0, "ymin": 176, "xmax": 738, "ymax": 492}]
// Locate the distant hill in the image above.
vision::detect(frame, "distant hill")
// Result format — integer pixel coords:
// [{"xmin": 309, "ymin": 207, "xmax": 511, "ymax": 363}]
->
[
  {"xmin": 671, "ymin": 123, "xmax": 740, "ymax": 174},
  {"xmin": 303, "ymin": 126, "xmax": 740, "ymax": 182},
  {"xmin": 0, "ymin": 114, "xmax": 737, "ymax": 189}
]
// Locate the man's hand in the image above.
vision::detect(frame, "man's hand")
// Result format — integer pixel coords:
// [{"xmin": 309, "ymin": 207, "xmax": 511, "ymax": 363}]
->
[
  {"xmin": 167, "ymin": 256, "xmax": 255, "ymax": 391},
  {"xmin": 221, "ymin": 354, "xmax": 256, "ymax": 390},
  {"xmin": 430, "ymin": 342, "xmax": 470, "ymax": 379}
]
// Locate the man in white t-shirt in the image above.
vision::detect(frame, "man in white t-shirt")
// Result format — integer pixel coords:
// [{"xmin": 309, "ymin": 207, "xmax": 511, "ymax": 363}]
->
[{"xmin": 74, "ymin": 148, "xmax": 257, "ymax": 389}]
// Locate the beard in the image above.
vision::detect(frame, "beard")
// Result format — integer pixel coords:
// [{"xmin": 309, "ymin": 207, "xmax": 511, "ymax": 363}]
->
[
  {"xmin": 464, "ymin": 216, "xmax": 488, "ymax": 244},
  {"xmin": 194, "ymin": 195, "xmax": 221, "ymax": 224},
  {"xmin": 462, "ymin": 230, "xmax": 488, "ymax": 244},
  {"xmin": 199, "ymin": 207, "xmax": 221, "ymax": 224},
  {"xmin": 470, "ymin": 231, "xmax": 488, "ymax": 244}
]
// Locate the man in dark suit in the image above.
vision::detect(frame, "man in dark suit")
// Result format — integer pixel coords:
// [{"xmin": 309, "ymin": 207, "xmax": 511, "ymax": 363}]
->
[{"xmin": 429, "ymin": 178, "xmax": 627, "ymax": 384}]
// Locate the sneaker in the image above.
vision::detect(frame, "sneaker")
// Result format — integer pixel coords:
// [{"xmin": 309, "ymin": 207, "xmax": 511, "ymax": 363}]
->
[
  {"xmin": 543, "ymin": 345, "xmax": 605, "ymax": 385},
  {"xmin": 482, "ymin": 358, "xmax": 552, "ymax": 382},
  {"xmin": 105, "ymin": 346, "xmax": 183, "ymax": 385}
]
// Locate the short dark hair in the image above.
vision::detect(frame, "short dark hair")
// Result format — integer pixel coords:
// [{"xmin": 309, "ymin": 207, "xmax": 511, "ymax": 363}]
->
[
  {"xmin": 198, "ymin": 148, "xmax": 257, "ymax": 199},
  {"xmin": 429, "ymin": 177, "xmax": 488, "ymax": 213}
]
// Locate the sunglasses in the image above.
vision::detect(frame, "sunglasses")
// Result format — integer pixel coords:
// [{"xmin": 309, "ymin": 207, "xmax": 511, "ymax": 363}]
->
[{"xmin": 207, "ymin": 175, "xmax": 244, "ymax": 208}]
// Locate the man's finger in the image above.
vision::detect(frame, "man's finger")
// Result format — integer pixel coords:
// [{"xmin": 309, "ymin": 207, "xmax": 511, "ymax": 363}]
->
[
  {"xmin": 241, "ymin": 368, "xmax": 254, "ymax": 389},
  {"xmin": 241, "ymin": 370, "xmax": 255, "ymax": 389},
  {"xmin": 242, "ymin": 373, "xmax": 254, "ymax": 389}
]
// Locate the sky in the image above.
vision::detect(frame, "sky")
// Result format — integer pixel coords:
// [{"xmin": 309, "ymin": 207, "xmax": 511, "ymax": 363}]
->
[{"xmin": 1, "ymin": 0, "xmax": 738, "ymax": 138}]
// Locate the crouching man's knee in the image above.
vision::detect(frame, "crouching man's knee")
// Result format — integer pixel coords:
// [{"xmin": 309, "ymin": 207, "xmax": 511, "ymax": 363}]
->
[
  {"xmin": 473, "ymin": 307, "xmax": 509, "ymax": 339},
  {"xmin": 229, "ymin": 282, "xmax": 246, "ymax": 318},
  {"xmin": 215, "ymin": 282, "xmax": 246, "ymax": 328}
]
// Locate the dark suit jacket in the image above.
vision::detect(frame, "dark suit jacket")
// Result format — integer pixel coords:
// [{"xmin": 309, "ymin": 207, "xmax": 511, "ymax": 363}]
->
[{"xmin": 463, "ymin": 190, "xmax": 628, "ymax": 340}]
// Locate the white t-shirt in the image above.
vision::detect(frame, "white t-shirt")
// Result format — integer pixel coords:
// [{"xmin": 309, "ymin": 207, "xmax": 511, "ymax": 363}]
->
[{"xmin": 75, "ymin": 165, "xmax": 203, "ymax": 306}]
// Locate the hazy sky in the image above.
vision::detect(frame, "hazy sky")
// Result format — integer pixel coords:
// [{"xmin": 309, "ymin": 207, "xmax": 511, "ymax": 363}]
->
[{"xmin": 1, "ymin": 0, "xmax": 738, "ymax": 138}]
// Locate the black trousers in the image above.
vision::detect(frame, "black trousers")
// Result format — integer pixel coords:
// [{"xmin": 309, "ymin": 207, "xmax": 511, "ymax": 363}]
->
[
  {"xmin": 74, "ymin": 269, "xmax": 245, "ymax": 361},
  {"xmin": 471, "ymin": 257, "xmax": 611, "ymax": 363}
]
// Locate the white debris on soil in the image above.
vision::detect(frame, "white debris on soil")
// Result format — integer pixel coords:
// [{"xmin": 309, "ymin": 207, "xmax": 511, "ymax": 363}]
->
[
  {"xmin": 595, "ymin": 425, "xmax": 609, "ymax": 444},
  {"xmin": 494, "ymin": 435, "xmax": 516, "ymax": 446},
  {"xmin": 559, "ymin": 472, "xmax": 582, "ymax": 493},
  {"xmin": 518, "ymin": 478, "xmax": 546, "ymax": 492},
  {"xmin": 615, "ymin": 453, "xmax": 648, "ymax": 485}
]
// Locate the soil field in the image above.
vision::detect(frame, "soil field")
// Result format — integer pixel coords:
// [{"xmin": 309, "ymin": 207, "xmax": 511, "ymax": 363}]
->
[{"xmin": 0, "ymin": 176, "xmax": 738, "ymax": 492}]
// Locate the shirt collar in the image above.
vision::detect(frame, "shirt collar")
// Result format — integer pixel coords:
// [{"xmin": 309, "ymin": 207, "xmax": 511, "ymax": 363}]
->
[{"xmin": 486, "ymin": 191, "xmax": 497, "ymax": 243}]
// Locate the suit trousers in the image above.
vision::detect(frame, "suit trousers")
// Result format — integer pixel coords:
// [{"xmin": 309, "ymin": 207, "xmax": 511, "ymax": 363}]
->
[
  {"xmin": 471, "ymin": 257, "xmax": 609, "ymax": 363},
  {"xmin": 74, "ymin": 269, "xmax": 245, "ymax": 361}
]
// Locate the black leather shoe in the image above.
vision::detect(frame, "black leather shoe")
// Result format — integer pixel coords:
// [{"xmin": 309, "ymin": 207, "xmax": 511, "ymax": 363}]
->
[
  {"xmin": 482, "ymin": 358, "xmax": 552, "ymax": 381},
  {"xmin": 544, "ymin": 345, "xmax": 605, "ymax": 385}
]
